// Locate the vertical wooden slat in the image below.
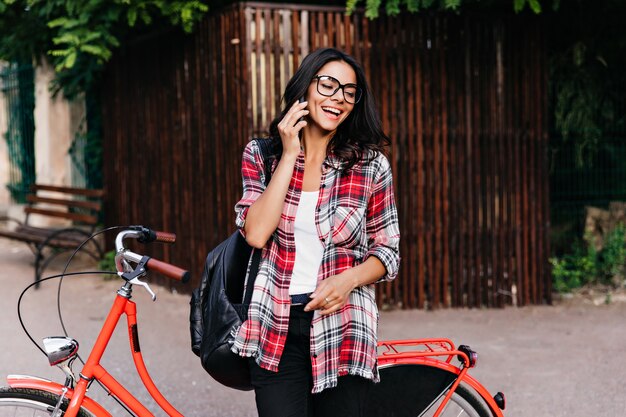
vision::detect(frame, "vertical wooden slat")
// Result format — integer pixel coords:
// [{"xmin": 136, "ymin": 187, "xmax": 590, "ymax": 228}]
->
[
  {"xmin": 440, "ymin": 16, "xmax": 450, "ymax": 307},
  {"xmin": 254, "ymin": 9, "xmax": 262, "ymax": 130},
  {"xmin": 264, "ymin": 9, "xmax": 272, "ymax": 129},
  {"xmin": 506, "ymin": 16, "xmax": 516, "ymax": 306},
  {"xmin": 404, "ymin": 14, "xmax": 417, "ymax": 309},
  {"xmin": 471, "ymin": 19, "xmax": 482, "ymax": 307},
  {"xmin": 390, "ymin": 15, "xmax": 402, "ymax": 307},
  {"xmin": 447, "ymin": 15, "xmax": 460, "ymax": 307},
  {"xmin": 537, "ymin": 20, "xmax": 548, "ymax": 304},
  {"xmin": 487, "ymin": 19, "xmax": 497, "ymax": 307},
  {"xmin": 272, "ymin": 9, "xmax": 281, "ymax": 113},
  {"xmin": 343, "ymin": 13, "xmax": 352, "ymax": 54},
  {"xmin": 431, "ymin": 16, "xmax": 442, "ymax": 308},
  {"xmin": 495, "ymin": 21, "xmax": 506, "ymax": 307},
  {"xmin": 519, "ymin": 25, "xmax": 528, "ymax": 305},
  {"xmin": 414, "ymin": 16, "xmax": 426, "ymax": 309},
  {"xmin": 244, "ymin": 7, "xmax": 254, "ymax": 138}
]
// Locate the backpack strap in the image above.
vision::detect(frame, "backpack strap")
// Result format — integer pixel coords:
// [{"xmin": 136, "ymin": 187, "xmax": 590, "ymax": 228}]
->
[
  {"xmin": 242, "ymin": 138, "xmax": 275, "ymax": 307},
  {"xmin": 254, "ymin": 137, "xmax": 275, "ymax": 185}
]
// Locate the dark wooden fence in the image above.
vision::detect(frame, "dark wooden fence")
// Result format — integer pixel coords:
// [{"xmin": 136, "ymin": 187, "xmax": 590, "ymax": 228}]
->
[{"xmin": 102, "ymin": 2, "xmax": 550, "ymax": 308}]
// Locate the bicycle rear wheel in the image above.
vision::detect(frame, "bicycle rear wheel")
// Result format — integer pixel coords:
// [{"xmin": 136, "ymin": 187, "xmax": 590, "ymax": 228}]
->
[
  {"xmin": 422, "ymin": 384, "xmax": 490, "ymax": 417},
  {"xmin": 365, "ymin": 364, "xmax": 492, "ymax": 417},
  {"xmin": 0, "ymin": 387, "xmax": 94, "ymax": 416}
]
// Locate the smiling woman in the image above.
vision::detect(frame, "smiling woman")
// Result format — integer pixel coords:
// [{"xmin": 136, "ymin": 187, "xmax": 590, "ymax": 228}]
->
[{"xmin": 231, "ymin": 48, "xmax": 400, "ymax": 417}]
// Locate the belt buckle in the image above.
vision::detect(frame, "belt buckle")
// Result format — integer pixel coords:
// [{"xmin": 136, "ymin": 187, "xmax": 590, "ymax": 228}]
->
[{"xmin": 290, "ymin": 293, "xmax": 311, "ymax": 306}]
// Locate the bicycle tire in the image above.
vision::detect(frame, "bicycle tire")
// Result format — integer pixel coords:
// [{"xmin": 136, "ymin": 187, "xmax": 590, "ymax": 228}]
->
[
  {"xmin": 0, "ymin": 387, "xmax": 94, "ymax": 416},
  {"xmin": 365, "ymin": 364, "xmax": 493, "ymax": 417},
  {"xmin": 426, "ymin": 384, "xmax": 492, "ymax": 417}
]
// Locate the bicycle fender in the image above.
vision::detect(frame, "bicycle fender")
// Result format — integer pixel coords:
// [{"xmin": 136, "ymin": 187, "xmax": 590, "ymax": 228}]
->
[
  {"xmin": 377, "ymin": 361, "xmax": 505, "ymax": 417},
  {"xmin": 6, "ymin": 374, "xmax": 112, "ymax": 417}
]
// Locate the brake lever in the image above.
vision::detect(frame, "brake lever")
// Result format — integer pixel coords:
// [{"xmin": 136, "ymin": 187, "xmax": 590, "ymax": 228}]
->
[
  {"xmin": 119, "ymin": 254, "xmax": 157, "ymax": 301},
  {"xmin": 128, "ymin": 277, "xmax": 157, "ymax": 301}
]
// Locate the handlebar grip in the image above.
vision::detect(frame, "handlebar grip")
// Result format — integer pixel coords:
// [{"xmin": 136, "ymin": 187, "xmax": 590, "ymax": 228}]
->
[
  {"xmin": 146, "ymin": 258, "xmax": 191, "ymax": 283},
  {"xmin": 154, "ymin": 231, "xmax": 176, "ymax": 244}
]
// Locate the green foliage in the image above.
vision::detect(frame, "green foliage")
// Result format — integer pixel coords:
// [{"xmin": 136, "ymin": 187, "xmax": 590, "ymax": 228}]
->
[
  {"xmin": 514, "ymin": 0, "xmax": 541, "ymax": 13},
  {"xmin": 550, "ymin": 236, "xmax": 597, "ymax": 292},
  {"xmin": 98, "ymin": 250, "xmax": 118, "ymax": 279},
  {"xmin": 0, "ymin": 0, "xmax": 209, "ymax": 97},
  {"xmin": 550, "ymin": 42, "xmax": 623, "ymax": 166},
  {"xmin": 598, "ymin": 224, "xmax": 626, "ymax": 282},
  {"xmin": 551, "ymin": 226, "xmax": 626, "ymax": 292},
  {"xmin": 548, "ymin": 0, "xmax": 626, "ymax": 168},
  {"xmin": 348, "ymin": 0, "xmax": 555, "ymax": 18}
]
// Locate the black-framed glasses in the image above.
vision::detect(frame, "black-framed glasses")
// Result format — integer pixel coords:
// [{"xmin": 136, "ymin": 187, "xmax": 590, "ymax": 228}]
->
[{"xmin": 312, "ymin": 75, "xmax": 362, "ymax": 104}]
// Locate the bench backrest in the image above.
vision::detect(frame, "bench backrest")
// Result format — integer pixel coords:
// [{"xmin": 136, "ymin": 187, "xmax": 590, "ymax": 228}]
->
[{"xmin": 24, "ymin": 184, "xmax": 105, "ymax": 227}]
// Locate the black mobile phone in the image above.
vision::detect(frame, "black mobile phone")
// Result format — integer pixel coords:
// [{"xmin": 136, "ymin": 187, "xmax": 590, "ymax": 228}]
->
[
  {"xmin": 297, "ymin": 97, "xmax": 306, "ymax": 138},
  {"xmin": 298, "ymin": 96, "xmax": 306, "ymax": 123}
]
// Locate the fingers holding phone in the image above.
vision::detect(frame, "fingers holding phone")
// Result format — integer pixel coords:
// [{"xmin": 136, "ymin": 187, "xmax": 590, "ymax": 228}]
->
[{"xmin": 277, "ymin": 97, "xmax": 308, "ymax": 156}]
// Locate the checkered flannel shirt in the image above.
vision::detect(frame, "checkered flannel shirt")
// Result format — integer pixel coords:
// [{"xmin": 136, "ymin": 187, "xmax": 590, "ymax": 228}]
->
[{"xmin": 231, "ymin": 139, "xmax": 400, "ymax": 393}]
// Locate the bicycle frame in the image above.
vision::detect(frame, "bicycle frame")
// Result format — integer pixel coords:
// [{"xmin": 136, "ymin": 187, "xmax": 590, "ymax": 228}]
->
[
  {"xmin": 377, "ymin": 339, "xmax": 505, "ymax": 417},
  {"xmin": 9, "ymin": 288, "xmax": 183, "ymax": 417},
  {"xmin": 72, "ymin": 290, "xmax": 183, "ymax": 417}
]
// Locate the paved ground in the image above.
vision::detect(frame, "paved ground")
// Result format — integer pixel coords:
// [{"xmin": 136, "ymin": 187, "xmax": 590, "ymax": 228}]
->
[{"xmin": 1, "ymin": 237, "xmax": 625, "ymax": 416}]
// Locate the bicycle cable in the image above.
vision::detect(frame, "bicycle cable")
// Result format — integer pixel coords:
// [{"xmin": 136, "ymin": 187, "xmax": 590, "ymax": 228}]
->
[
  {"xmin": 17, "ymin": 271, "xmax": 117, "ymax": 356},
  {"xmin": 56, "ymin": 226, "xmax": 125, "ymax": 339},
  {"xmin": 16, "ymin": 225, "xmax": 137, "ymax": 417}
]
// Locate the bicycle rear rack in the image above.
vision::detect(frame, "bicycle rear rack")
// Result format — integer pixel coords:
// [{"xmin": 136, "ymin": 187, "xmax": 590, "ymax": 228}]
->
[{"xmin": 378, "ymin": 338, "xmax": 476, "ymax": 368}]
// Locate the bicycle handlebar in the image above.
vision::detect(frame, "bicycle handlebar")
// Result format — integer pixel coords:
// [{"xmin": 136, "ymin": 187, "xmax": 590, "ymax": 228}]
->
[
  {"xmin": 153, "ymin": 231, "xmax": 176, "ymax": 243},
  {"xmin": 146, "ymin": 257, "xmax": 191, "ymax": 283},
  {"xmin": 116, "ymin": 226, "xmax": 190, "ymax": 285},
  {"xmin": 131, "ymin": 226, "xmax": 176, "ymax": 244}
]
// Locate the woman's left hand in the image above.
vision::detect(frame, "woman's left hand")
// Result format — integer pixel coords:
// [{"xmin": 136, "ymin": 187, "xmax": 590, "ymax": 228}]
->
[{"xmin": 304, "ymin": 271, "xmax": 357, "ymax": 315}]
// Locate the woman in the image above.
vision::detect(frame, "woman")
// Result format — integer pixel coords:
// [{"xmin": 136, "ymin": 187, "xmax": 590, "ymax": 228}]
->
[{"xmin": 232, "ymin": 47, "xmax": 400, "ymax": 417}]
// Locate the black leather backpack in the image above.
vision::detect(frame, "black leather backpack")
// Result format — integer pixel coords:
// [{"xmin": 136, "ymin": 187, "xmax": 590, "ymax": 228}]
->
[{"xmin": 189, "ymin": 138, "xmax": 274, "ymax": 391}]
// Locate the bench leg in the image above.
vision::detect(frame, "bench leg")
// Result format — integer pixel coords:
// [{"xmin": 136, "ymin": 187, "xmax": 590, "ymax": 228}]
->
[
  {"xmin": 34, "ymin": 244, "xmax": 44, "ymax": 289},
  {"xmin": 33, "ymin": 229, "xmax": 105, "ymax": 288}
]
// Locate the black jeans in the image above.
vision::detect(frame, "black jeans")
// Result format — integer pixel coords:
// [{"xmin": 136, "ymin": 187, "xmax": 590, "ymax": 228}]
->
[{"xmin": 249, "ymin": 306, "xmax": 372, "ymax": 417}]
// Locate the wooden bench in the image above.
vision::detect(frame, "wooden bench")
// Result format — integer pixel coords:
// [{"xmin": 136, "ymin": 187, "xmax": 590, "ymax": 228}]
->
[{"xmin": 0, "ymin": 184, "xmax": 105, "ymax": 287}]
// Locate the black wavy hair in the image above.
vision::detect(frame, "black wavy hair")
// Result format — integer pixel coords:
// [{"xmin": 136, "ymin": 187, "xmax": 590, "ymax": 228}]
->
[{"xmin": 268, "ymin": 47, "xmax": 390, "ymax": 169}]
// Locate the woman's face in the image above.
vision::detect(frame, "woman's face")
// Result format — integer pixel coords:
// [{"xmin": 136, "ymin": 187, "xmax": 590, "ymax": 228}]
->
[{"xmin": 305, "ymin": 60, "xmax": 357, "ymax": 134}]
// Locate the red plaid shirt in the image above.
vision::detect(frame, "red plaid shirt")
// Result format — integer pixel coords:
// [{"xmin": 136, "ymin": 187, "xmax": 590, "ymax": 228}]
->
[{"xmin": 231, "ymin": 140, "xmax": 400, "ymax": 393}]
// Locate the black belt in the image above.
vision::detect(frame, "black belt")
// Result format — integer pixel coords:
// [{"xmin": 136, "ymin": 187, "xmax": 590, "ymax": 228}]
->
[{"xmin": 290, "ymin": 293, "xmax": 312, "ymax": 306}]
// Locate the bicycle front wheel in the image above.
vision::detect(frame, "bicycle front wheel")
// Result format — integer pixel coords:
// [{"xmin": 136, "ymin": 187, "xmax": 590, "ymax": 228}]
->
[
  {"xmin": 366, "ymin": 364, "xmax": 492, "ymax": 417},
  {"xmin": 0, "ymin": 387, "xmax": 94, "ymax": 416}
]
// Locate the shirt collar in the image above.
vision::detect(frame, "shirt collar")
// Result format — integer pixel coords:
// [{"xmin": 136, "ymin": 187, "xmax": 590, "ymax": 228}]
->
[{"xmin": 322, "ymin": 151, "xmax": 345, "ymax": 172}]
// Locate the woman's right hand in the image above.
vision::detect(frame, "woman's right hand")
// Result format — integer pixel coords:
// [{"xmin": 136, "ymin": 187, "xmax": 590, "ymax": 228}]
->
[{"xmin": 277, "ymin": 99, "xmax": 308, "ymax": 158}]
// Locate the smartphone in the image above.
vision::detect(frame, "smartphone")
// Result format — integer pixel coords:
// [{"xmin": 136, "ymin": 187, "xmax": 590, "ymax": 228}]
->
[
  {"xmin": 298, "ymin": 96, "xmax": 306, "ymax": 123},
  {"xmin": 298, "ymin": 96, "xmax": 306, "ymax": 138}
]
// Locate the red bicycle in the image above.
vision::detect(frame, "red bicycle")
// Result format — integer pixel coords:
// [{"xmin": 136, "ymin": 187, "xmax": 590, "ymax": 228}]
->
[{"xmin": 0, "ymin": 226, "xmax": 505, "ymax": 416}]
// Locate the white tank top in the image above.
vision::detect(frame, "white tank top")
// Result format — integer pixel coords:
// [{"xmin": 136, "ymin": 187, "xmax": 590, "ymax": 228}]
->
[{"xmin": 289, "ymin": 191, "xmax": 324, "ymax": 295}]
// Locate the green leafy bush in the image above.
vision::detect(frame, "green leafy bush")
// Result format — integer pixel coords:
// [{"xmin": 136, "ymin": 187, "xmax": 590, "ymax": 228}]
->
[
  {"xmin": 597, "ymin": 224, "xmax": 626, "ymax": 284},
  {"xmin": 98, "ymin": 250, "xmax": 118, "ymax": 279},
  {"xmin": 550, "ymin": 225, "xmax": 626, "ymax": 292},
  {"xmin": 550, "ymin": 237, "xmax": 597, "ymax": 292}
]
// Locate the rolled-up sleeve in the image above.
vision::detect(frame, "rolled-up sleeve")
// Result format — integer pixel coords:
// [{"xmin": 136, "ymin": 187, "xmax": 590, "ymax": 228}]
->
[
  {"xmin": 364, "ymin": 155, "xmax": 400, "ymax": 281},
  {"xmin": 235, "ymin": 140, "xmax": 268, "ymax": 235}
]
